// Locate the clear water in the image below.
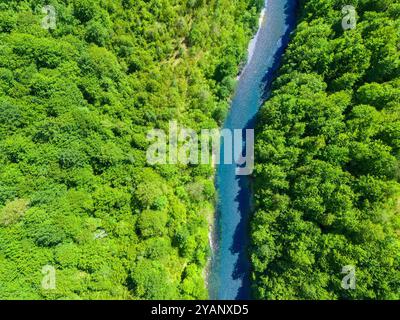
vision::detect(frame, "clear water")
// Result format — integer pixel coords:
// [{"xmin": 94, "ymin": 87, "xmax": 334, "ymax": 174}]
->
[{"xmin": 209, "ymin": 0, "xmax": 297, "ymax": 300}]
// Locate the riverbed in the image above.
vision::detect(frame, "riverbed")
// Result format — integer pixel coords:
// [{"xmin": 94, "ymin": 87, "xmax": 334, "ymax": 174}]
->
[{"xmin": 208, "ymin": 0, "xmax": 297, "ymax": 300}]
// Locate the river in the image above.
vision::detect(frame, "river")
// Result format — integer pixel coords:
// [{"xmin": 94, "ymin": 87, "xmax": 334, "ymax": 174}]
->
[{"xmin": 208, "ymin": 0, "xmax": 297, "ymax": 300}]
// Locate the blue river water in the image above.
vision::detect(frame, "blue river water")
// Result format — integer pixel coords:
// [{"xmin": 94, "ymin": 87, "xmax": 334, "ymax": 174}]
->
[{"xmin": 209, "ymin": 0, "xmax": 297, "ymax": 300}]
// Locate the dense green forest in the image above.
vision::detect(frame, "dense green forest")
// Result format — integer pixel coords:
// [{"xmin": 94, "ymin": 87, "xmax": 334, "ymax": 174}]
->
[
  {"xmin": 3, "ymin": 0, "xmax": 398, "ymax": 301},
  {"xmin": 251, "ymin": 0, "xmax": 400, "ymax": 299},
  {"xmin": 0, "ymin": 0, "xmax": 262, "ymax": 299}
]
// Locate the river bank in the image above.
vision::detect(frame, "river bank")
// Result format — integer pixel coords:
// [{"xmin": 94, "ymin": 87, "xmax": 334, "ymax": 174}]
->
[
  {"xmin": 208, "ymin": 0, "xmax": 298, "ymax": 300},
  {"xmin": 204, "ymin": 1, "xmax": 267, "ymax": 296}
]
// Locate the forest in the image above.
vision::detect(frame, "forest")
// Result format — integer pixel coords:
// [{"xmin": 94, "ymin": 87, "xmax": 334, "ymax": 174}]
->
[
  {"xmin": 2, "ymin": 0, "xmax": 399, "ymax": 301},
  {"xmin": 251, "ymin": 0, "xmax": 400, "ymax": 299},
  {"xmin": 0, "ymin": 0, "xmax": 262, "ymax": 299}
]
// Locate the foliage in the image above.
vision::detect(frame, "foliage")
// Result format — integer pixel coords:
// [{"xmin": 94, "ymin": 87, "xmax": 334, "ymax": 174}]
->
[
  {"xmin": 0, "ymin": 0, "xmax": 259, "ymax": 299},
  {"xmin": 251, "ymin": 0, "xmax": 400, "ymax": 299}
]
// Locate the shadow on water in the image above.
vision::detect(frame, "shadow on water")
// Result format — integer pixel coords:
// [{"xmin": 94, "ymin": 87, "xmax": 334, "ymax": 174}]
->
[
  {"xmin": 260, "ymin": 1, "xmax": 298, "ymax": 101},
  {"xmin": 228, "ymin": 0, "xmax": 298, "ymax": 300},
  {"xmin": 230, "ymin": 119, "xmax": 254, "ymax": 300}
]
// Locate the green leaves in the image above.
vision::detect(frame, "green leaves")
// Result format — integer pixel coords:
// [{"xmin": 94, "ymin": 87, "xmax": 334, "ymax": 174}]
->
[
  {"xmin": 0, "ymin": 0, "xmax": 258, "ymax": 299},
  {"xmin": 251, "ymin": 0, "xmax": 400, "ymax": 300},
  {"xmin": 137, "ymin": 210, "xmax": 168, "ymax": 238}
]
